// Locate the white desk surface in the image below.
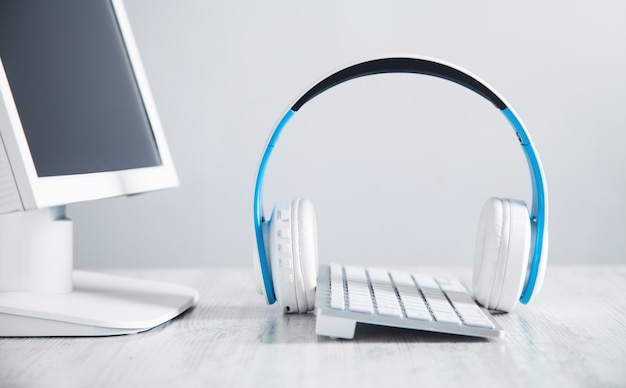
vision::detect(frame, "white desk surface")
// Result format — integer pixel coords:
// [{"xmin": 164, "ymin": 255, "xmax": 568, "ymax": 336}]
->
[{"xmin": 1, "ymin": 265, "xmax": 625, "ymax": 388}]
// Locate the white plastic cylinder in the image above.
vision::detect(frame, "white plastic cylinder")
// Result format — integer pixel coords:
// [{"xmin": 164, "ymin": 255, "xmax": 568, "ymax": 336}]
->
[{"xmin": 0, "ymin": 207, "xmax": 73, "ymax": 293}]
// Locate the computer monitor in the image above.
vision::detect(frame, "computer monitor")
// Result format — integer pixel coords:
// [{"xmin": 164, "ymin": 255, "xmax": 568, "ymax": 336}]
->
[{"xmin": 0, "ymin": 0, "xmax": 198, "ymax": 336}]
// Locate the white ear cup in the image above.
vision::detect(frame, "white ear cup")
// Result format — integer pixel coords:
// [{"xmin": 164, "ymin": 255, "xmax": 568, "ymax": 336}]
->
[
  {"xmin": 269, "ymin": 199, "xmax": 318, "ymax": 313},
  {"xmin": 473, "ymin": 197, "xmax": 530, "ymax": 312},
  {"xmin": 292, "ymin": 199, "xmax": 319, "ymax": 312}
]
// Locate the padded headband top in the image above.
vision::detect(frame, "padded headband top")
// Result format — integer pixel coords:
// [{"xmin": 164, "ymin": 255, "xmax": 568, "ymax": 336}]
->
[
  {"xmin": 254, "ymin": 56, "xmax": 548, "ymax": 306},
  {"xmin": 291, "ymin": 57, "xmax": 507, "ymax": 111}
]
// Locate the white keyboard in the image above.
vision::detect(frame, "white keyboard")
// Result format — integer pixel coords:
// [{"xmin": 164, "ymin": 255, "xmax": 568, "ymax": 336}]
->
[{"xmin": 315, "ymin": 264, "xmax": 503, "ymax": 339}]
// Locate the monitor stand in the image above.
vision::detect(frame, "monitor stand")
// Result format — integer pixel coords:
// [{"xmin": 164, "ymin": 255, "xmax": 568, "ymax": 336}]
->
[{"xmin": 0, "ymin": 207, "xmax": 198, "ymax": 337}]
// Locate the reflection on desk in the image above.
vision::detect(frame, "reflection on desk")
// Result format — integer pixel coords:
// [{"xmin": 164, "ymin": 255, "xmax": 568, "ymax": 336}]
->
[{"xmin": 1, "ymin": 265, "xmax": 625, "ymax": 387}]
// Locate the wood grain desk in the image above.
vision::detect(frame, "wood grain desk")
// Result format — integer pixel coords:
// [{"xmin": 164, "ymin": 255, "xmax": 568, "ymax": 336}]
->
[{"xmin": 1, "ymin": 265, "xmax": 625, "ymax": 387}]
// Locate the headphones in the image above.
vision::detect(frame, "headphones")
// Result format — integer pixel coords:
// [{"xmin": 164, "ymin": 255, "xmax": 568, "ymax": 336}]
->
[{"xmin": 253, "ymin": 56, "xmax": 548, "ymax": 313}]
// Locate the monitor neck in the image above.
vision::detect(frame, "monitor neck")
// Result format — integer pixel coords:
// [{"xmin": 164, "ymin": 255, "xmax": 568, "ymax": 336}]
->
[{"xmin": 0, "ymin": 206, "xmax": 73, "ymax": 293}]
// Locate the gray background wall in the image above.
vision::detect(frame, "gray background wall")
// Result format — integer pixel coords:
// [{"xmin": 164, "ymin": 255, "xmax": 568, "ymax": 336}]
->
[{"xmin": 71, "ymin": 0, "xmax": 625, "ymax": 269}]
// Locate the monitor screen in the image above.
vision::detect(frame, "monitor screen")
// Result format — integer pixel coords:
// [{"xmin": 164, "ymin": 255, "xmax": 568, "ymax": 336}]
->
[
  {"xmin": 0, "ymin": 0, "xmax": 162, "ymax": 177},
  {"xmin": 0, "ymin": 0, "xmax": 177, "ymax": 213}
]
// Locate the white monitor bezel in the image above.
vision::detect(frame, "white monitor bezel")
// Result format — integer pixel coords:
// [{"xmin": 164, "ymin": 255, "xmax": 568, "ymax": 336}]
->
[{"xmin": 0, "ymin": 0, "xmax": 178, "ymax": 213}]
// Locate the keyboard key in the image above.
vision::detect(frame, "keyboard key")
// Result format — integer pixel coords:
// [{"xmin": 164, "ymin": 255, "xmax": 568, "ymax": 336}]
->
[
  {"xmin": 345, "ymin": 266, "xmax": 368, "ymax": 282},
  {"xmin": 433, "ymin": 311, "xmax": 462, "ymax": 325},
  {"xmin": 450, "ymin": 301, "xmax": 495, "ymax": 329},
  {"xmin": 367, "ymin": 268, "xmax": 391, "ymax": 283},
  {"xmin": 413, "ymin": 274, "xmax": 439, "ymax": 289},
  {"xmin": 348, "ymin": 282, "xmax": 370, "ymax": 297},
  {"xmin": 405, "ymin": 306, "xmax": 432, "ymax": 321},
  {"xmin": 329, "ymin": 264, "xmax": 346, "ymax": 310},
  {"xmin": 330, "ymin": 287, "xmax": 345, "ymax": 310},
  {"xmin": 377, "ymin": 305, "xmax": 403, "ymax": 317},
  {"xmin": 390, "ymin": 271, "xmax": 414, "ymax": 286},
  {"xmin": 349, "ymin": 298, "xmax": 375, "ymax": 314},
  {"xmin": 462, "ymin": 315, "xmax": 495, "ymax": 329},
  {"xmin": 329, "ymin": 263, "xmax": 343, "ymax": 278},
  {"xmin": 437, "ymin": 277, "xmax": 468, "ymax": 293},
  {"xmin": 330, "ymin": 297, "xmax": 345, "ymax": 310},
  {"xmin": 373, "ymin": 293, "xmax": 401, "ymax": 316}
]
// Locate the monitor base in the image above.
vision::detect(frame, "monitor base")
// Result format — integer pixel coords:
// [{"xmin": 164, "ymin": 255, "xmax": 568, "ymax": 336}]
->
[{"xmin": 0, "ymin": 270, "xmax": 198, "ymax": 337}]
